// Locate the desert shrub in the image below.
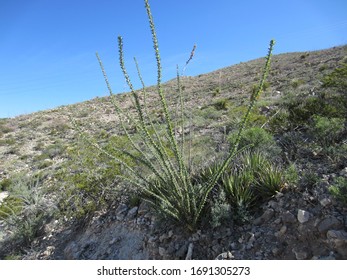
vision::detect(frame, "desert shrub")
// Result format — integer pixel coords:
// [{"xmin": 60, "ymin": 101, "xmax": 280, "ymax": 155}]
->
[
  {"xmin": 300, "ymin": 53, "xmax": 309, "ymax": 59},
  {"xmin": 228, "ymin": 105, "xmax": 267, "ymax": 127},
  {"xmin": 0, "ymin": 178, "xmax": 12, "ymax": 192},
  {"xmin": 252, "ymin": 81, "xmax": 270, "ymax": 94},
  {"xmin": 290, "ymin": 78, "xmax": 305, "ymax": 89},
  {"xmin": 212, "ymin": 87, "xmax": 221, "ymax": 97},
  {"xmin": 274, "ymin": 64, "xmax": 347, "ymax": 133},
  {"xmin": 268, "ymin": 109, "xmax": 292, "ymax": 133},
  {"xmin": 0, "ymin": 175, "xmax": 56, "ymax": 247},
  {"xmin": 43, "ymin": 142, "xmax": 65, "ymax": 159},
  {"xmin": 322, "ymin": 63, "xmax": 347, "ymax": 91},
  {"xmin": 300, "ymin": 170, "xmax": 320, "ymax": 189},
  {"xmin": 0, "ymin": 137, "xmax": 16, "ymax": 146},
  {"xmin": 228, "ymin": 126, "xmax": 280, "ymax": 157},
  {"xmin": 34, "ymin": 140, "xmax": 45, "ymax": 151},
  {"xmin": 310, "ymin": 115, "xmax": 344, "ymax": 145},
  {"xmin": 319, "ymin": 65, "xmax": 328, "ymax": 72},
  {"xmin": 213, "ymin": 98, "xmax": 230, "ymax": 110},
  {"xmin": 280, "ymin": 93, "xmax": 345, "ymax": 129},
  {"xmin": 0, "ymin": 125, "xmax": 14, "ymax": 135},
  {"xmin": 268, "ymin": 109, "xmax": 291, "ymax": 133},
  {"xmin": 56, "ymin": 134, "xmax": 137, "ymax": 221},
  {"xmin": 286, "ymin": 95, "xmax": 319, "ymax": 124},
  {"xmin": 198, "ymin": 106, "xmax": 224, "ymax": 121},
  {"xmin": 37, "ymin": 159, "xmax": 54, "ymax": 170},
  {"xmin": 321, "ymin": 143, "xmax": 347, "ymax": 168},
  {"xmin": 48, "ymin": 122, "xmax": 70, "ymax": 136},
  {"xmin": 72, "ymin": 0, "xmax": 275, "ymax": 231},
  {"xmin": 284, "ymin": 163, "xmax": 299, "ymax": 186},
  {"xmin": 0, "ymin": 196, "xmax": 22, "ymax": 219},
  {"xmin": 57, "ymin": 159, "xmax": 109, "ymax": 219},
  {"xmin": 329, "ymin": 176, "xmax": 347, "ymax": 206},
  {"xmin": 34, "ymin": 142, "xmax": 66, "ymax": 162},
  {"xmin": 209, "ymin": 189, "xmax": 232, "ymax": 228}
]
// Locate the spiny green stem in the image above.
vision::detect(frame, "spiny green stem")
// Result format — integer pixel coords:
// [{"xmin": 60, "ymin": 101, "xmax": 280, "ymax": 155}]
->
[
  {"xmin": 195, "ymin": 39, "xmax": 276, "ymax": 223},
  {"xmin": 144, "ymin": 0, "xmax": 186, "ymax": 178}
]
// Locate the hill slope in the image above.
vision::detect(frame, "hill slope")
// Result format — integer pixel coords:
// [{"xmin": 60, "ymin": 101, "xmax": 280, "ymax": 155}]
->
[{"xmin": 0, "ymin": 45, "xmax": 346, "ymax": 259}]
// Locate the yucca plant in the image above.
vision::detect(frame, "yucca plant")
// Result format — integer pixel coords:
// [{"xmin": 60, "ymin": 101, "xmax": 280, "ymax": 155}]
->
[
  {"xmin": 220, "ymin": 150, "xmax": 285, "ymax": 222},
  {"xmin": 222, "ymin": 170, "xmax": 256, "ymax": 217},
  {"xmin": 72, "ymin": 0, "xmax": 275, "ymax": 231},
  {"xmin": 254, "ymin": 164, "xmax": 285, "ymax": 199}
]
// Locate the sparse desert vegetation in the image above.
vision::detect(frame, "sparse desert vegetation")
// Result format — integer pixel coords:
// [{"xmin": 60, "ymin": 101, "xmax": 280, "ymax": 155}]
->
[{"xmin": 0, "ymin": 0, "xmax": 346, "ymax": 260}]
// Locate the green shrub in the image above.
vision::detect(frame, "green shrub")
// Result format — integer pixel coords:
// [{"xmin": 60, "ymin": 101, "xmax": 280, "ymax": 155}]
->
[
  {"xmin": 300, "ymin": 171, "xmax": 319, "ymax": 189},
  {"xmin": 282, "ymin": 93, "xmax": 345, "ymax": 128},
  {"xmin": 56, "ymin": 134, "xmax": 137, "ymax": 220},
  {"xmin": 213, "ymin": 99, "xmax": 230, "ymax": 110},
  {"xmin": 212, "ymin": 87, "xmax": 221, "ymax": 97},
  {"xmin": 319, "ymin": 65, "xmax": 328, "ymax": 72},
  {"xmin": 284, "ymin": 163, "xmax": 299, "ymax": 186},
  {"xmin": 228, "ymin": 106, "xmax": 267, "ymax": 127},
  {"xmin": 229, "ymin": 127, "xmax": 273, "ymax": 150},
  {"xmin": 209, "ymin": 189, "xmax": 231, "ymax": 228},
  {"xmin": 291, "ymin": 78, "xmax": 305, "ymax": 89},
  {"xmin": 268, "ymin": 109, "xmax": 291, "ymax": 133},
  {"xmin": 48, "ymin": 122, "xmax": 70, "ymax": 136},
  {"xmin": 0, "ymin": 125, "xmax": 14, "ymax": 135},
  {"xmin": 0, "ymin": 196, "xmax": 22, "ymax": 219},
  {"xmin": 0, "ymin": 175, "xmax": 56, "ymax": 246},
  {"xmin": 252, "ymin": 81, "xmax": 270, "ymax": 94},
  {"xmin": 43, "ymin": 143, "xmax": 65, "ymax": 159},
  {"xmin": 275, "ymin": 65, "xmax": 347, "ymax": 132},
  {"xmin": 198, "ymin": 106, "xmax": 223, "ymax": 121},
  {"xmin": 322, "ymin": 63, "xmax": 347, "ymax": 92},
  {"xmin": 311, "ymin": 115, "xmax": 344, "ymax": 145},
  {"xmin": 329, "ymin": 177, "xmax": 347, "ymax": 205},
  {"xmin": 0, "ymin": 178, "xmax": 12, "ymax": 191},
  {"xmin": 57, "ymin": 158, "xmax": 112, "ymax": 219},
  {"xmin": 37, "ymin": 160, "xmax": 53, "ymax": 170},
  {"xmin": 34, "ymin": 142, "xmax": 66, "ymax": 162},
  {"xmin": 0, "ymin": 137, "xmax": 16, "ymax": 146},
  {"xmin": 228, "ymin": 127, "xmax": 281, "ymax": 158}
]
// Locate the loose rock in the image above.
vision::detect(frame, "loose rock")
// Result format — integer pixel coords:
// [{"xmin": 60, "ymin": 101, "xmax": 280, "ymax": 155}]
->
[
  {"xmin": 297, "ymin": 209, "xmax": 310, "ymax": 224},
  {"xmin": 317, "ymin": 217, "xmax": 342, "ymax": 234},
  {"xmin": 282, "ymin": 211, "xmax": 296, "ymax": 224},
  {"xmin": 292, "ymin": 248, "xmax": 309, "ymax": 260},
  {"xmin": 327, "ymin": 230, "xmax": 347, "ymax": 258},
  {"xmin": 320, "ymin": 198, "xmax": 332, "ymax": 207}
]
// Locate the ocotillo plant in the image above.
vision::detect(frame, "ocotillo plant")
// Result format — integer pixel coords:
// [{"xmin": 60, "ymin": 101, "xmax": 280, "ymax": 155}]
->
[{"xmin": 76, "ymin": 0, "xmax": 275, "ymax": 231}]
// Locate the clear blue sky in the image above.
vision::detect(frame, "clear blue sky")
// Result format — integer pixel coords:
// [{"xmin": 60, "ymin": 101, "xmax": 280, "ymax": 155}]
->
[{"xmin": 1, "ymin": 0, "xmax": 346, "ymax": 118}]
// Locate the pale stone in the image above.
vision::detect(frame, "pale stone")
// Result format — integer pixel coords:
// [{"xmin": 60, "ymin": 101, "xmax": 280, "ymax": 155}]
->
[
  {"xmin": 320, "ymin": 198, "xmax": 332, "ymax": 207},
  {"xmin": 297, "ymin": 209, "xmax": 310, "ymax": 224}
]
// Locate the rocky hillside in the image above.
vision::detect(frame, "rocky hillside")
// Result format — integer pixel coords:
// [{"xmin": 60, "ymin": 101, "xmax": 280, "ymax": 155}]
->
[{"xmin": 0, "ymin": 45, "xmax": 346, "ymax": 260}]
